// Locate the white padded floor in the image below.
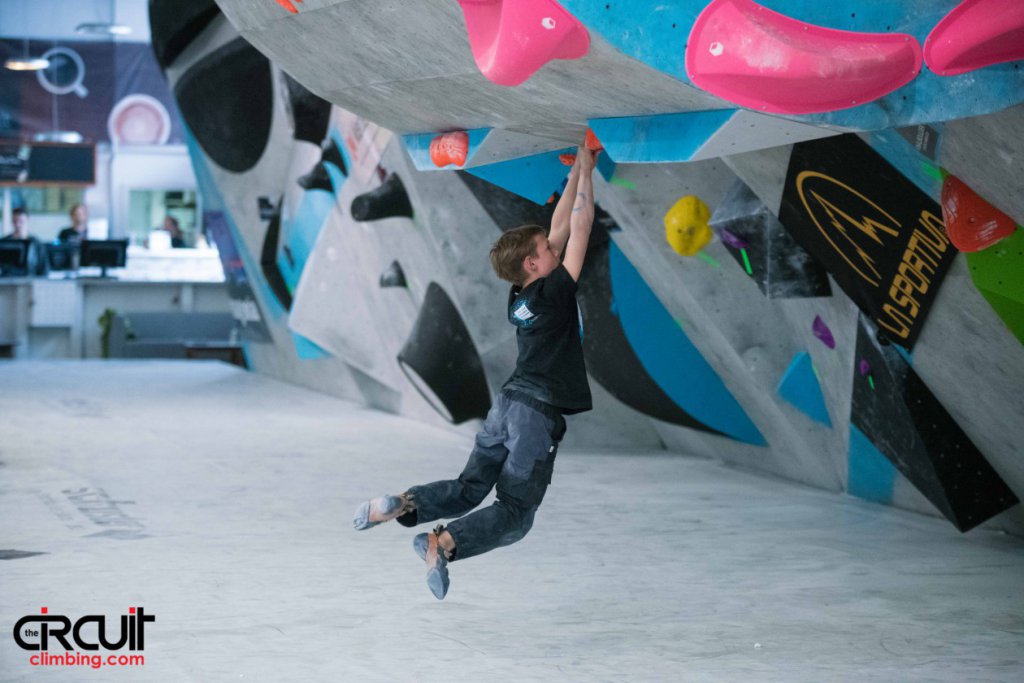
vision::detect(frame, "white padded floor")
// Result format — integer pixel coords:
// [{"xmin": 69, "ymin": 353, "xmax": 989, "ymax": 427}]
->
[{"xmin": 1, "ymin": 361, "xmax": 1022, "ymax": 682}]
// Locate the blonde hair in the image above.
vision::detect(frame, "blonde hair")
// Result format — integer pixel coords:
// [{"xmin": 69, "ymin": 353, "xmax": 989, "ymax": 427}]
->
[{"xmin": 489, "ymin": 225, "xmax": 545, "ymax": 285}]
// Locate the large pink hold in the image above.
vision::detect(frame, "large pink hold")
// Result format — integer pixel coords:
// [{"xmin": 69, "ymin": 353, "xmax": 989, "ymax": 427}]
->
[
  {"xmin": 457, "ymin": 0, "xmax": 590, "ymax": 87},
  {"xmin": 925, "ymin": 0, "xmax": 1024, "ymax": 76},
  {"xmin": 685, "ymin": 0, "xmax": 923, "ymax": 114}
]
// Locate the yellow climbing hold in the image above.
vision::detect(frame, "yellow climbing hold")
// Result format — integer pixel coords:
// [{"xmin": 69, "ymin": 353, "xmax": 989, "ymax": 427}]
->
[{"xmin": 664, "ymin": 195, "xmax": 712, "ymax": 256}]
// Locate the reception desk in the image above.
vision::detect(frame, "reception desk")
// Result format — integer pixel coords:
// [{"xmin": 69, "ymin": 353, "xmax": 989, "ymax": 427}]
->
[{"xmin": 0, "ymin": 277, "xmax": 232, "ymax": 359}]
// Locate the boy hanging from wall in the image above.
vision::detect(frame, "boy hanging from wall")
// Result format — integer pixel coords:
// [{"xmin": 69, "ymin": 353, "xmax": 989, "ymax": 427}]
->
[{"xmin": 354, "ymin": 142, "xmax": 599, "ymax": 599}]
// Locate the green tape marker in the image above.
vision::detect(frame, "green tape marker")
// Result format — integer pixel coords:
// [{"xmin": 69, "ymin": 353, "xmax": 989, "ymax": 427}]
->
[
  {"xmin": 697, "ymin": 252, "xmax": 720, "ymax": 268},
  {"xmin": 740, "ymin": 248, "xmax": 753, "ymax": 275},
  {"xmin": 609, "ymin": 177, "xmax": 636, "ymax": 190},
  {"xmin": 868, "ymin": 375, "xmax": 875, "ymax": 391}
]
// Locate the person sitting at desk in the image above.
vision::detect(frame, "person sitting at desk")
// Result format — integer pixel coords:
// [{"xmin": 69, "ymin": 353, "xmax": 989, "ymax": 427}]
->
[
  {"xmin": 57, "ymin": 203, "xmax": 89, "ymax": 243},
  {"xmin": 1, "ymin": 208, "xmax": 47, "ymax": 276},
  {"xmin": 163, "ymin": 216, "xmax": 187, "ymax": 248}
]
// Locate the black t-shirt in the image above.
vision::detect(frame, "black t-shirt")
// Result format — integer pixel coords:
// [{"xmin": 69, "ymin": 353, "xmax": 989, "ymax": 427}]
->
[{"xmin": 501, "ymin": 263, "xmax": 592, "ymax": 414}]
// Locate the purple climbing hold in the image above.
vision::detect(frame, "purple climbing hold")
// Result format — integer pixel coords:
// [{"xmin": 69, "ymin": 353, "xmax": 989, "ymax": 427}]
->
[
  {"xmin": 858, "ymin": 359, "xmax": 871, "ymax": 376},
  {"xmin": 812, "ymin": 315, "xmax": 835, "ymax": 349},
  {"xmin": 718, "ymin": 228, "xmax": 747, "ymax": 250}
]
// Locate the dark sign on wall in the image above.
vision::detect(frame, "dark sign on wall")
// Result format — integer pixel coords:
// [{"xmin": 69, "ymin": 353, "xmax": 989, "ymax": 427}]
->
[
  {"xmin": 0, "ymin": 141, "xmax": 95, "ymax": 185},
  {"xmin": 779, "ymin": 134, "xmax": 957, "ymax": 349}
]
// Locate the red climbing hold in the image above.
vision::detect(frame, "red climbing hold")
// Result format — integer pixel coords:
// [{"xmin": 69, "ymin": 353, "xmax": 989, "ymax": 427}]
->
[
  {"xmin": 925, "ymin": 0, "xmax": 1024, "ymax": 76},
  {"xmin": 457, "ymin": 0, "xmax": 590, "ymax": 87},
  {"xmin": 585, "ymin": 129, "xmax": 603, "ymax": 152},
  {"xmin": 941, "ymin": 175, "xmax": 1018, "ymax": 252},
  {"xmin": 275, "ymin": 0, "xmax": 301, "ymax": 13},
  {"xmin": 429, "ymin": 131, "xmax": 470, "ymax": 168}
]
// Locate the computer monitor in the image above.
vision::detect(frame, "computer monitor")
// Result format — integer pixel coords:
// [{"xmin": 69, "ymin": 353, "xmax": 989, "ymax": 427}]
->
[
  {"xmin": 80, "ymin": 239, "xmax": 128, "ymax": 277},
  {"xmin": 45, "ymin": 242, "xmax": 80, "ymax": 272},
  {"xmin": 0, "ymin": 239, "xmax": 30, "ymax": 276}
]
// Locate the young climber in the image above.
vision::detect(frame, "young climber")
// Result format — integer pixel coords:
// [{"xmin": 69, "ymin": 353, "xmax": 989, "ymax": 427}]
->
[{"xmin": 353, "ymin": 143, "xmax": 599, "ymax": 599}]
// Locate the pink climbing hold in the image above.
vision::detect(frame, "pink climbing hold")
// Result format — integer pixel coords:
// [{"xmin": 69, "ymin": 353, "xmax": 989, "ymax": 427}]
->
[
  {"xmin": 685, "ymin": 0, "xmax": 923, "ymax": 114},
  {"xmin": 812, "ymin": 315, "xmax": 836, "ymax": 349},
  {"xmin": 456, "ymin": 0, "xmax": 590, "ymax": 87},
  {"xmin": 925, "ymin": 0, "xmax": 1024, "ymax": 76}
]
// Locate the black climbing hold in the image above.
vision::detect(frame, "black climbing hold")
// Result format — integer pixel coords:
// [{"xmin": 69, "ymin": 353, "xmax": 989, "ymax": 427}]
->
[
  {"xmin": 259, "ymin": 198, "xmax": 293, "ymax": 310},
  {"xmin": 298, "ymin": 162, "xmax": 334, "ymax": 193},
  {"xmin": 173, "ymin": 37, "xmax": 272, "ymax": 173},
  {"xmin": 380, "ymin": 260, "xmax": 408, "ymax": 289},
  {"xmin": 321, "ymin": 138, "xmax": 347, "ymax": 177},
  {"xmin": 282, "ymin": 73, "xmax": 331, "ymax": 145},
  {"xmin": 351, "ymin": 174, "xmax": 413, "ymax": 222},
  {"xmin": 149, "ymin": 0, "xmax": 220, "ymax": 72},
  {"xmin": 398, "ymin": 283, "xmax": 490, "ymax": 423}
]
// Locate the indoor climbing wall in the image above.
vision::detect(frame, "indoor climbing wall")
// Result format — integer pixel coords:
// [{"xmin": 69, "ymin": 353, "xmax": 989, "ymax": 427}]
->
[{"xmin": 154, "ymin": 0, "xmax": 1023, "ymax": 535}]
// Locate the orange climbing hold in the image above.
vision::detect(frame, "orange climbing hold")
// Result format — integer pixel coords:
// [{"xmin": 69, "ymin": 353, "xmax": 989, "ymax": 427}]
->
[
  {"xmin": 941, "ymin": 175, "xmax": 1018, "ymax": 252},
  {"xmin": 585, "ymin": 129, "xmax": 603, "ymax": 152},
  {"xmin": 430, "ymin": 131, "xmax": 470, "ymax": 168},
  {"xmin": 275, "ymin": 0, "xmax": 301, "ymax": 13},
  {"xmin": 559, "ymin": 153, "xmax": 577, "ymax": 166}
]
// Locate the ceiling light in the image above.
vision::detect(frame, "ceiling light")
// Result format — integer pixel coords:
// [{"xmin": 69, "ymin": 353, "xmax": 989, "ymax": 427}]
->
[
  {"xmin": 75, "ymin": 22, "xmax": 132, "ymax": 36},
  {"xmin": 33, "ymin": 131, "xmax": 85, "ymax": 144},
  {"xmin": 4, "ymin": 56, "xmax": 50, "ymax": 71}
]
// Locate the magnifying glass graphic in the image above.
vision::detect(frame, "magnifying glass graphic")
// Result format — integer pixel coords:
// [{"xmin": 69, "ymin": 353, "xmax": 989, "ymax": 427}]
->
[{"xmin": 36, "ymin": 47, "xmax": 89, "ymax": 98}]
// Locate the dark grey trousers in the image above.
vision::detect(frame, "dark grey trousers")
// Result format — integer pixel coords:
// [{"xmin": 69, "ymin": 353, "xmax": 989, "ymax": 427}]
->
[{"xmin": 398, "ymin": 391, "xmax": 567, "ymax": 561}]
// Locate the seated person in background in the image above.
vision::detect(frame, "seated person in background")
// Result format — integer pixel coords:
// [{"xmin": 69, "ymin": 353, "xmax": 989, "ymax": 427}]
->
[
  {"xmin": 164, "ymin": 216, "xmax": 187, "ymax": 248},
  {"xmin": 1, "ymin": 208, "xmax": 48, "ymax": 276},
  {"xmin": 57, "ymin": 203, "xmax": 89, "ymax": 243}
]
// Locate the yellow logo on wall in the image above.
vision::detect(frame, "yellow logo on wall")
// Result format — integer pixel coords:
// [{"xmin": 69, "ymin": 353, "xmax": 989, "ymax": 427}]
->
[
  {"xmin": 794, "ymin": 170, "xmax": 949, "ymax": 341},
  {"xmin": 796, "ymin": 171, "xmax": 902, "ymax": 287}
]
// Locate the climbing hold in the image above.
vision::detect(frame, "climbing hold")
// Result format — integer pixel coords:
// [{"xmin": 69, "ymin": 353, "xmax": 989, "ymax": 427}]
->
[
  {"xmin": 940, "ymin": 175, "xmax": 1017, "ymax": 253},
  {"xmin": 297, "ymin": 162, "xmax": 333, "ymax": 193},
  {"xmin": 812, "ymin": 315, "xmax": 836, "ymax": 349},
  {"xmin": 858, "ymin": 359, "xmax": 871, "ymax": 376},
  {"xmin": 430, "ymin": 131, "xmax": 470, "ymax": 168},
  {"xmin": 350, "ymin": 174, "xmax": 414, "ymax": 222},
  {"xmin": 321, "ymin": 138, "xmax": 348, "ymax": 177},
  {"xmin": 275, "ymin": 0, "xmax": 301, "ymax": 13},
  {"xmin": 717, "ymin": 228, "xmax": 747, "ymax": 250},
  {"xmin": 559, "ymin": 152, "xmax": 576, "ymax": 166},
  {"xmin": 664, "ymin": 196, "xmax": 712, "ymax": 256},
  {"xmin": 925, "ymin": 0, "xmax": 1024, "ymax": 76},
  {"xmin": 398, "ymin": 283, "xmax": 491, "ymax": 423},
  {"xmin": 380, "ymin": 260, "xmax": 408, "ymax": 289},
  {"xmin": 686, "ymin": 0, "xmax": 922, "ymax": 114},
  {"xmin": 585, "ymin": 128, "xmax": 603, "ymax": 152},
  {"xmin": 456, "ymin": 0, "xmax": 590, "ymax": 87}
]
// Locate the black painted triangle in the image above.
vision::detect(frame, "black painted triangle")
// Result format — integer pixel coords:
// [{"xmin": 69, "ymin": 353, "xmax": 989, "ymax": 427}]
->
[{"xmin": 851, "ymin": 315, "xmax": 1018, "ymax": 531}]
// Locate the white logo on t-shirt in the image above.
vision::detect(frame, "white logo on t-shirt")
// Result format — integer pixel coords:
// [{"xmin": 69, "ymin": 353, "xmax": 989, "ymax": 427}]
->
[{"xmin": 514, "ymin": 302, "xmax": 535, "ymax": 321}]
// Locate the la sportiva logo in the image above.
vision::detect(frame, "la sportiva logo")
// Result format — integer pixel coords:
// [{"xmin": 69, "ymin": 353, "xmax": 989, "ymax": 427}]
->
[{"xmin": 13, "ymin": 606, "xmax": 155, "ymax": 651}]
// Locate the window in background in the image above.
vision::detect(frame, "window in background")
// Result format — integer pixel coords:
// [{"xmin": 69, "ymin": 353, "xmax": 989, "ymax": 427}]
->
[
  {"xmin": 15, "ymin": 187, "xmax": 86, "ymax": 215},
  {"xmin": 128, "ymin": 189, "xmax": 198, "ymax": 247}
]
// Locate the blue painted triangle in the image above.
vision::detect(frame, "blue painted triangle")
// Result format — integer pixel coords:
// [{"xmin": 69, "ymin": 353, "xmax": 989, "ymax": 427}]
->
[
  {"xmin": 588, "ymin": 109, "xmax": 736, "ymax": 163},
  {"xmin": 466, "ymin": 150, "xmax": 571, "ymax": 205},
  {"xmin": 848, "ymin": 424, "xmax": 896, "ymax": 504},
  {"xmin": 777, "ymin": 351, "xmax": 832, "ymax": 427}
]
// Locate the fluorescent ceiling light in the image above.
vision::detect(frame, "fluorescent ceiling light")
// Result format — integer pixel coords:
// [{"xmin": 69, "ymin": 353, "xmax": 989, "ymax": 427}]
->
[
  {"xmin": 33, "ymin": 131, "xmax": 85, "ymax": 144},
  {"xmin": 75, "ymin": 22, "xmax": 132, "ymax": 36},
  {"xmin": 4, "ymin": 56, "xmax": 50, "ymax": 71}
]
